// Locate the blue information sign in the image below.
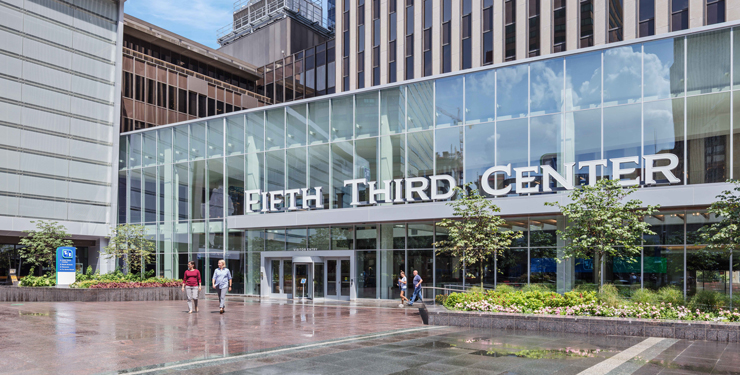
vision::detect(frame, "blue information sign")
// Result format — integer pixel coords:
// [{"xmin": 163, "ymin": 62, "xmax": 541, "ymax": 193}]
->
[{"xmin": 56, "ymin": 246, "xmax": 76, "ymax": 285}]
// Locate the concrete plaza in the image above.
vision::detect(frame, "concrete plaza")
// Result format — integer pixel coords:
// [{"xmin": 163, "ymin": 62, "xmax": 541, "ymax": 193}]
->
[{"xmin": 0, "ymin": 297, "xmax": 738, "ymax": 374}]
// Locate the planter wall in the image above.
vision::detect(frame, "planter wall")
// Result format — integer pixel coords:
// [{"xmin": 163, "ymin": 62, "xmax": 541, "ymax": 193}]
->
[
  {"xmin": 426, "ymin": 307, "xmax": 740, "ymax": 343},
  {"xmin": 0, "ymin": 286, "xmax": 203, "ymax": 302}
]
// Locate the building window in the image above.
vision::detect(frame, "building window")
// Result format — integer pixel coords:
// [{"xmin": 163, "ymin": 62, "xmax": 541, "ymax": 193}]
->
[
  {"xmin": 528, "ymin": 0, "xmax": 540, "ymax": 57},
  {"xmin": 342, "ymin": 0, "xmax": 350, "ymax": 90},
  {"xmin": 671, "ymin": 0, "xmax": 689, "ymax": 31},
  {"xmin": 608, "ymin": 0, "xmax": 624, "ymax": 42},
  {"xmin": 123, "ymin": 72, "xmax": 133, "ymax": 98},
  {"xmin": 706, "ymin": 0, "xmax": 725, "ymax": 25},
  {"xmin": 461, "ymin": 0, "xmax": 472, "ymax": 69},
  {"xmin": 482, "ymin": 0, "xmax": 493, "ymax": 65},
  {"xmin": 553, "ymin": 0, "xmax": 566, "ymax": 52},
  {"xmin": 373, "ymin": 0, "xmax": 380, "ymax": 85},
  {"xmin": 639, "ymin": 0, "xmax": 655, "ymax": 36},
  {"xmin": 443, "ymin": 0, "xmax": 453, "ymax": 71},
  {"xmin": 358, "ymin": 0, "xmax": 366, "ymax": 89},
  {"xmin": 423, "ymin": 0, "xmax": 433, "ymax": 75},
  {"xmin": 406, "ymin": 0, "xmax": 414, "ymax": 79},
  {"xmin": 580, "ymin": 0, "xmax": 594, "ymax": 48},
  {"xmin": 505, "ymin": 0, "xmax": 515, "ymax": 61},
  {"xmin": 389, "ymin": 0, "xmax": 397, "ymax": 83}
]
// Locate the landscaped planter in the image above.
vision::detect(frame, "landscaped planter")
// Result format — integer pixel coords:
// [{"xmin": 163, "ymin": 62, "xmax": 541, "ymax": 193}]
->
[
  {"xmin": 424, "ymin": 305, "xmax": 740, "ymax": 342},
  {"xmin": 0, "ymin": 286, "xmax": 203, "ymax": 302}
]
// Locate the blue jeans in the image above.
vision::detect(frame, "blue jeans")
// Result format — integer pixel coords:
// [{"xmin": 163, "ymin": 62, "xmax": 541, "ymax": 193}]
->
[{"xmin": 408, "ymin": 288, "xmax": 422, "ymax": 305}]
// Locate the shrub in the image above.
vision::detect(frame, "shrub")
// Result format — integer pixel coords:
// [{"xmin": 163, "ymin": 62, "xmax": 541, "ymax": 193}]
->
[
  {"xmin": 630, "ymin": 288, "xmax": 658, "ymax": 304},
  {"xmin": 689, "ymin": 290, "xmax": 729, "ymax": 310},
  {"xmin": 19, "ymin": 274, "xmax": 56, "ymax": 287},
  {"xmin": 494, "ymin": 284, "xmax": 516, "ymax": 293},
  {"xmin": 467, "ymin": 286, "xmax": 486, "ymax": 294},
  {"xmin": 597, "ymin": 284, "xmax": 622, "ymax": 307},
  {"xmin": 657, "ymin": 286, "xmax": 684, "ymax": 306},
  {"xmin": 521, "ymin": 284, "xmax": 555, "ymax": 293},
  {"xmin": 435, "ymin": 294, "xmax": 448, "ymax": 305}
]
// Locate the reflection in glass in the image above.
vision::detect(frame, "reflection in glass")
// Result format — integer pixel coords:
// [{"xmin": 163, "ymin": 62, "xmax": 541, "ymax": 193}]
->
[
  {"xmin": 143, "ymin": 167, "xmax": 156, "ymax": 222},
  {"xmin": 246, "ymin": 111, "xmax": 265, "ymax": 153},
  {"xmin": 643, "ymin": 246, "xmax": 684, "ymax": 291},
  {"xmin": 733, "ymin": 94, "xmax": 740, "ymax": 178},
  {"xmin": 435, "ymin": 76, "xmax": 464, "ymax": 127},
  {"xmin": 265, "ymin": 108, "xmax": 285, "ymax": 150},
  {"xmin": 190, "ymin": 122, "xmax": 206, "ymax": 160},
  {"xmin": 226, "ymin": 155, "xmax": 244, "ymax": 216},
  {"xmin": 207, "ymin": 119, "xmax": 224, "ymax": 158},
  {"xmin": 408, "ymin": 250, "xmax": 433, "ymax": 299},
  {"xmin": 530, "ymin": 248, "xmax": 556, "ymax": 287},
  {"xmin": 331, "ymin": 97, "xmax": 353, "ymax": 141},
  {"xmin": 644, "ymin": 211, "xmax": 684, "ymax": 245},
  {"xmin": 465, "ymin": 122, "xmax": 495, "ymax": 195},
  {"xmin": 496, "ymin": 119, "xmax": 528, "ymax": 194},
  {"xmin": 465, "ymin": 70, "xmax": 496, "ymax": 124},
  {"xmin": 332, "ymin": 141, "xmax": 353, "ymax": 208},
  {"xmin": 331, "ymin": 226, "xmax": 354, "ymax": 249},
  {"xmin": 379, "ymin": 135, "xmax": 405, "ymax": 202},
  {"xmin": 266, "ymin": 151, "xmax": 285, "ymax": 209},
  {"xmin": 565, "ymin": 52, "xmax": 602, "ymax": 111},
  {"xmin": 408, "ymin": 222, "xmax": 434, "ymax": 248},
  {"xmin": 435, "ymin": 127, "xmax": 463, "ymax": 199},
  {"xmin": 207, "ymin": 158, "xmax": 227, "ymax": 218},
  {"xmin": 308, "ymin": 227, "xmax": 331, "ymax": 249},
  {"xmin": 355, "ymin": 138, "xmax": 378, "ymax": 203},
  {"xmin": 245, "ymin": 152, "xmax": 264, "ymax": 212},
  {"xmin": 643, "ymin": 37, "xmax": 684, "ymax": 100},
  {"xmin": 530, "ymin": 114, "xmax": 565, "ymax": 191},
  {"xmin": 174, "ymin": 125, "xmax": 188, "ymax": 163},
  {"xmin": 687, "ymin": 29, "xmax": 730, "ymax": 95},
  {"xmin": 407, "ymin": 131, "xmax": 434, "ymax": 200},
  {"xmin": 379, "ymin": 250, "xmax": 405, "ymax": 299},
  {"xmin": 687, "ymin": 247, "xmax": 731, "ymax": 303},
  {"xmin": 356, "ymin": 225, "xmax": 378, "ymax": 249},
  {"xmin": 380, "ymin": 87, "xmax": 405, "ymax": 135},
  {"xmin": 566, "ymin": 109, "xmax": 601, "ymax": 185},
  {"xmin": 265, "ymin": 229, "xmax": 285, "ymax": 251},
  {"xmin": 497, "ymin": 248, "xmax": 527, "ymax": 288},
  {"xmin": 603, "ymin": 45, "xmax": 642, "ymax": 106},
  {"xmin": 530, "ymin": 59, "xmax": 563, "ymax": 115},
  {"xmin": 604, "ymin": 104, "xmax": 641, "ymax": 180},
  {"xmin": 308, "ymin": 144, "xmax": 330, "ymax": 209},
  {"xmin": 407, "ymin": 81, "xmax": 434, "ymax": 131},
  {"xmin": 357, "ymin": 250, "xmax": 377, "ymax": 298},
  {"xmin": 286, "ymin": 148, "xmax": 307, "ymax": 205},
  {"xmin": 226, "ymin": 115, "xmax": 244, "ymax": 156},
  {"xmin": 356, "ymin": 91, "xmax": 379, "ymax": 138},
  {"xmin": 644, "ymin": 99, "xmax": 684, "ymax": 184},
  {"xmin": 496, "ymin": 65, "xmax": 528, "ymax": 119},
  {"xmin": 308, "ymin": 100, "xmax": 330, "ymax": 144},
  {"xmin": 529, "ymin": 216, "xmax": 558, "ymax": 246},
  {"xmin": 142, "ymin": 132, "xmax": 156, "ymax": 167},
  {"xmin": 286, "ymin": 104, "xmax": 307, "ymax": 147},
  {"xmin": 190, "ymin": 160, "xmax": 206, "ymax": 220},
  {"xmin": 435, "ymin": 252, "xmax": 463, "ymax": 290},
  {"xmin": 129, "ymin": 133, "xmax": 142, "ymax": 168},
  {"xmin": 380, "ymin": 223, "xmax": 405, "ymax": 249},
  {"xmin": 286, "ymin": 228, "xmax": 307, "ymax": 249},
  {"xmin": 687, "ymin": 93, "xmax": 730, "ymax": 184}
]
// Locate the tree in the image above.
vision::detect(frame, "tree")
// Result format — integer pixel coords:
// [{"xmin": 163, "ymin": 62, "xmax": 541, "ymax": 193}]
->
[
  {"xmin": 103, "ymin": 224, "xmax": 155, "ymax": 277},
  {"xmin": 18, "ymin": 220, "xmax": 73, "ymax": 276},
  {"xmin": 545, "ymin": 178, "xmax": 659, "ymax": 287},
  {"xmin": 433, "ymin": 184, "xmax": 524, "ymax": 288}
]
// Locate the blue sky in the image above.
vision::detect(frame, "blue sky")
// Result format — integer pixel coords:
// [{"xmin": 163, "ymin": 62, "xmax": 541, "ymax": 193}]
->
[{"xmin": 124, "ymin": 0, "xmax": 235, "ymax": 49}]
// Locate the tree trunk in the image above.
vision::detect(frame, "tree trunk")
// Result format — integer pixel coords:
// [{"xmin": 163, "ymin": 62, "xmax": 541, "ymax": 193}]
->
[{"xmin": 480, "ymin": 260, "xmax": 484, "ymax": 289}]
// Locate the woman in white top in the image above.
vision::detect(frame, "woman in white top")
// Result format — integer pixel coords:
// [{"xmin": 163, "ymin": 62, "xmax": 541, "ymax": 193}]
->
[{"xmin": 399, "ymin": 270, "xmax": 409, "ymax": 305}]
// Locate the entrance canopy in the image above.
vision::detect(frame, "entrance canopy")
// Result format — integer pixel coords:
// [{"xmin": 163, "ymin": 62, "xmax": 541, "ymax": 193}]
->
[{"xmin": 292, "ymin": 255, "xmax": 323, "ymax": 263}]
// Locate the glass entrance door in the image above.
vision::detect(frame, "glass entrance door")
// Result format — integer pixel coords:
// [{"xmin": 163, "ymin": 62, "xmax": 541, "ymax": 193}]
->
[
  {"xmin": 294, "ymin": 263, "xmax": 311, "ymax": 299},
  {"xmin": 325, "ymin": 258, "xmax": 350, "ymax": 300}
]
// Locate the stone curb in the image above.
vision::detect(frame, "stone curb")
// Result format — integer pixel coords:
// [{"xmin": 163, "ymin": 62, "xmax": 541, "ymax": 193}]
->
[
  {"xmin": 425, "ymin": 306, "xmax": 740, "ymax": 342},
  {"xmin": 0, "ymin": 286, "xmax": 202, "ymax": 302}
]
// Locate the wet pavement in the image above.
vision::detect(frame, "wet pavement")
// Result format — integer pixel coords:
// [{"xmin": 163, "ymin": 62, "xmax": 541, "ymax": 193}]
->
[{"xmin": 0, "ymin": 298, "xmax": 738, "ymax": 375}]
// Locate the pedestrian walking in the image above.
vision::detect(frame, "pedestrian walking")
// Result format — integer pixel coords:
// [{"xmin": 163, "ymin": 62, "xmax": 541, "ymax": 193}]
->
[
  {"xmin": 398, "ymin": 270, "xmax": 409, "ymax": 306},
  {"xmin": 407, "ymin": 270, "xmax": 423, "ymax": 306},
  {"xmin": 181, "ymin": 261, "xmax": 201, "ymax": 313},
  {"xmin": 212, "ymin": 260, "xmax": 232, "ymax": 314}
]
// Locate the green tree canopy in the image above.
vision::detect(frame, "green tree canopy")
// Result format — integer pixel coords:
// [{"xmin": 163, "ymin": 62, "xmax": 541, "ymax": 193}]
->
[
  {"xmin": 103, "ymin": 224, "xmax": 155, "ymax": 276},
  {"xmin": 18, "ymin": 220, "xmax": 73, "ymax": 275},
  {"xmin": 545, "ymin": 178, "xmax": 659, "ymax": 287},
  {"xmin": 433, "ymin": 184, "xmax": 523, "ymax": 288},
  {"xmin": 698, "ymin": 179, "xmax": 740, "ymax": 255}
]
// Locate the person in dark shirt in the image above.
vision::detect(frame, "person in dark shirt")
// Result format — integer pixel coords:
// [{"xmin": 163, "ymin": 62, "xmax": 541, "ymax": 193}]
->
[
  {"xmin": 407, "ymin": 270, "xmax": 423, "ymax": 306},
  {"xmin": 181, "ymin": 261, "xmax": 201, "ymax": 313}
]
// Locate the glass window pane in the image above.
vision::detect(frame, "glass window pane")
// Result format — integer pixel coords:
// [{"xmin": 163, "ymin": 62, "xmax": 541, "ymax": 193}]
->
[
  {"xmin": 435, "ymin": 126, "xmax": 463, "ymax": 200},
  {"xmin": 287, "ymin": 228, "xmax": 307, "ymax": 249},
  {"xmin": 308, "ymin": 100, "xmax": 330, "ymax": 144},
  {"xmin": 286, "ymin": 147, "xmax": 307, "ymax": 193},
  {"xmin": 496, "ymin": 65, "xmax": 528, "ymax": 119},
  {"xmin": 408, "ymin": 222, "xmax": 434, "ymax": 248},
  {"xmin": 380, "ymin": 223, "xmax": 405, "ymax": 249},
  {"xmin": 356, "ymin": 225, "xmax": 377, "ymax": 249},
  {"xmin": 496, "ymin": 118, "xmax": 528, "ymax": 194},
  {"xmin": 356, "ymin": 91, "xmax": 379, "ymax": 138},
  {"xmin": 226, "ymin": 155, "xmax": 244, "ymax": 216},
  {"xmin": 190, "ymin": 160, "xmax": 206, "ymax": 220},
  {"xmin": 603, "ymin": 45, "xmax": 642, "ymax": 106},
  {"xmin": 287, "ymin": 104, "xmax": 307, "ymax": 147},
  {"xmin": 734, "ymin": 28, "xmax": 740, "ymax": 89},
  {"xmin": 331, "ymin": 226, "xmax": 354, "ymax": 249},
  {"xmin": 379, "ymin": 135, "xmax": 405, "ymax": 192},
  {"xmin": 407, "ymin": 81, "xmax": 434, "ymax": 131},
  {"xmin": 129, "ymin": 133, "xmax": 142, "ymax": 168},
  {"xmin": 380, "ymin": 87, "xmax": 405, "ymax": 134},
  {"xmin": 604, "ymin": 104, "xmax": 641, "ymax": 180},
  {"xmin": 355, "ymin": 138, "xmax": 378, "ymax": 204},
  {"xmin": 435, "ymin": 76, "xmax": 463, "ymax": 127},
  {"xmin": 565, "ymin": 51, "xmax": 602, "ymax": 111},
  {"xmin": 157, "ymin": 128, "xmax": 173, "ymax": 164},
  {"xmin": 643, "ymin": 99, "xmax": 684, "ymax": 185},
  {"xmin": 408, "ymin": 130, "xmax": 434, "ymax": 188},
  {"xmin": 465, "ymin": 122, "xmax": 496, "ymax": 196},
  {"xmin": 530, "ymin": 114, "xmax": 564, "ymax": 191},
  {"xmin": 530, "ymin": 216, "xmax": 559, "ymax": 247},
  {"xmin": 246, "ymin": 111, "xmax": 265, "ymax": 153},
  {"xmin": 332, "ymin": 141, "xmax": 353, "ymax": 208},
  {"xmin": 143, "ymin": 167, "xmax": 156, "ymax": 222},
  {"xmin": 644, "ymin": 37, "xmax": 684, "ymax": 100},
  {"xmin": 119, "ymin": 136, "xmax": 128, "ymax": 170},
  {"xmin": 266, "ymin": 150, "xmax": 285, "ymax": 207},
  {"xmin": 207, "ymin": 119, "xmax": 224, "ymax": 158},
  {"xmin": 644, "ymin": 211, "xmax": 685, "ymax": 245},
  {"xmin": 530, "ymin": 58, "xmax": 564, "ymax": 115},
  {"xmin": 174, "ymin": 125, "xmax": 188, "ymax": 163},
  {"xmin": 567, "ymin": 109, "xmax": 602, "ymax": 185},
  {"xmin": 174, "ymin": 163, "xmax": 188, "ymax": 221},
  {"xmin": 207, "ymin": 158, "xmax": 225, "ymax": 218},
  {"xmin": 265, "ymin": 229, "xmax": 286, "ymax": 251},
  {"xmin": 190, "ymin": 122, "xmax": 206, "ymax": 161},
  {"xmin": 265, "ymin": 108, "xmax": 285, "ymax": 150},
  {"xmin": 407, "ymin": 250, "xmax": 433, "ymax": 299},
  {"xmin": 687, "ymin": 92, "xmax": 730, "ymax": 184},
  {"xmin": 530, "ymin": 248, "xmax": 556, "ymax": 286},
  {"xmin": 331, "ymin": 97, "xmax": 353, "ymax": 141},
  {"xmin": 142, "ymin": 132, "xmax": 156, "ymax": 167},
  {"xmin": 497, "ymin": 248, "xmax": 527, "ymax": 288},
  {"xmin": 245, "ymin": 152, "xmax": 264, "ymax": 212},
  {"xmin": 465, "ymin": 70, "xmax": 496, "ymax": 124},
  {"xmin": 308, "ymin": 227, "xmax": 331, "ymax": 249},
  {"xmin": 226, "ymin": 115, "xmax": 245, "ymax": 156},
  {"xmin": 687, "ymin": 29, "xmax": 730, "ymax": 95},
  {"xmin": 308, "ymin": 144, "xmax": 331, "ymax": 209},
  {"xmin": 643, "ymin": 246, "xmax": 684, "ymax": 291},
  {"xmin": 129, "ymin": 168, "xmax": 142, "ymax": 223}
]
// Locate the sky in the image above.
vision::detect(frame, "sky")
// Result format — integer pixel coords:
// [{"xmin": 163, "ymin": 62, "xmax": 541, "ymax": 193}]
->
[{"xmin": 124, "ymin": 0, "xmax": 235, "ymax": 49}]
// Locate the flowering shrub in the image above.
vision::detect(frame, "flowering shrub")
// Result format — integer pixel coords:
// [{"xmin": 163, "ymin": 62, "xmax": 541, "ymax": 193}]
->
[
  {"xmin": 444, "ymin": 288, "xmax": 740, "ymax": 323},
  {"xmin": 87, "ymin": 279, "xmax": 181, "ymax": 289}
]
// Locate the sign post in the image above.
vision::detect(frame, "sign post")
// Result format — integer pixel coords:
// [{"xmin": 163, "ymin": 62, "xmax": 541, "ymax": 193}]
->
[{"xmin": 56, "ymin": 246, "xmax": 76, "ymax": 288}]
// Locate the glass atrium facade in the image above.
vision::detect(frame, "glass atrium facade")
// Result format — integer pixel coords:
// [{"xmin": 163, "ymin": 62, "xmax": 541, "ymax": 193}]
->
[{"xmin": 119, "ymin": 25, "xmax": 740, "ymax": 300}]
